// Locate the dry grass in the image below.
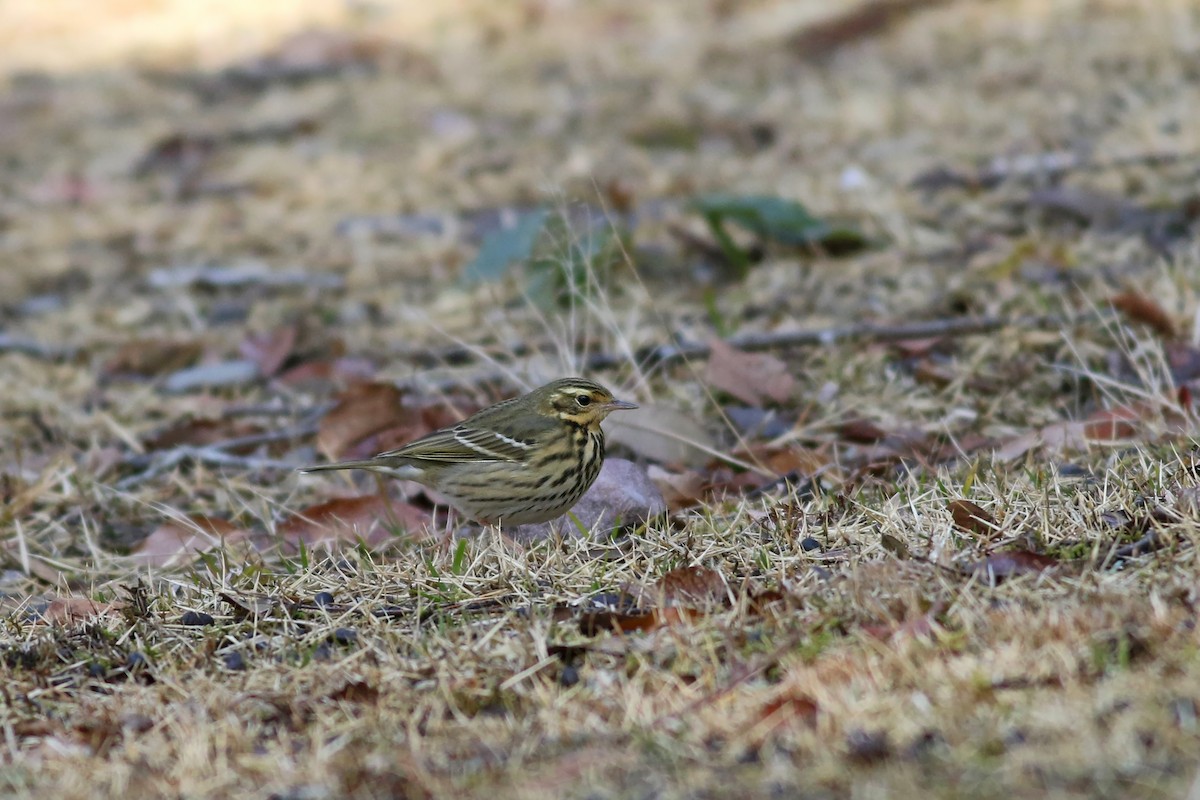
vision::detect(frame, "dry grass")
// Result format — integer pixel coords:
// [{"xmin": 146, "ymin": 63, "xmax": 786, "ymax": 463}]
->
[{"xmin": 2, "ymin": 1, "xmax": 1200, "ymax": 797}]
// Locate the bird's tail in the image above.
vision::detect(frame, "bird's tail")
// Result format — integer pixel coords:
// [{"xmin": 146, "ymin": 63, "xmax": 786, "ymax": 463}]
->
[{"xmin": 300, "ymin": 459, "xmax": 387, "ymax": 473}]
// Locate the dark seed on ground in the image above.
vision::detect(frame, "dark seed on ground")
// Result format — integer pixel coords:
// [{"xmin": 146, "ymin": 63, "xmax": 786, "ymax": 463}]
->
[
  {"xmin": 331, "ymin": 628, "xmax": 357, "ymax": 645},
  {"xmin": 800, "ymin": 537, "xmax": 821, "ymax": 552},
  {"xmin": 314, "ymin": 591, "xmax": 335, "ymax": 608},
  {"xmin": 223, "ymin": 651, "xmax": 246, "ymax": 671},
  {"xmin": 181, "ymin": 611, "xmax": 215, "ymax": 626}
]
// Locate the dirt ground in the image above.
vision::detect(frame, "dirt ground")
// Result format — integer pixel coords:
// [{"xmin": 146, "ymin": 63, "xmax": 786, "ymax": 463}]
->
[{"xmin": 2, "ymin": 1, "xmax": 1200, "ymax": 798}]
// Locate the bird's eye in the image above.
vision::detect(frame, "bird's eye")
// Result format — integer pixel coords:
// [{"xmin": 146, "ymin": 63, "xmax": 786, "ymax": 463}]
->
[{"xmin": 575, "ymin": 394, "xmax": 592, "ymax": 407}]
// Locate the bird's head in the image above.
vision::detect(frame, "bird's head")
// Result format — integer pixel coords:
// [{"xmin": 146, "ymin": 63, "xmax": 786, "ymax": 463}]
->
[{"xmin": 534, "ymin": 378, "xmax": 638, "ymax": 427}]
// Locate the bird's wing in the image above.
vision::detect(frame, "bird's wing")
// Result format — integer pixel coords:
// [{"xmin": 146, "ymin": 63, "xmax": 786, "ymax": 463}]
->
[{"xmin": 379, "ymin": 424, "xmax": 535, "ymax": 463}]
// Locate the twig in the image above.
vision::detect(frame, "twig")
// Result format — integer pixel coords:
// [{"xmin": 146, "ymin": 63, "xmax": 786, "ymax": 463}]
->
[
  {"xmin": 911, "ymin": 148, "xmax": 1200, "ymax": 192},
  {"xmin": 115, "ymin": 447, "xmax": 299, "ymax": 490}
]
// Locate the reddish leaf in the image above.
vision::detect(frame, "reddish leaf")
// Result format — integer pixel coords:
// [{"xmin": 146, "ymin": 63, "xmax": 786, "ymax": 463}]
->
[
  {"xmin": 647, "ymin": 465, "xmax": 708, "ymax": 511},
  {"xmin": 316, "ymin": 382, "xmax": 407, "ymax": 461},
  {"xmin": 839, "ymin": 418, "xmax": 887, "ymax": 443},
  {"xmin": 39, "ymin": 597, "xmax": 122, "ymax": 624},
  {"xmin": 948, "ymin": 500, "xmax": 997, "ymax": 536},
  {"xmin": 133, "ymin": 515, "xmax": 250, "ymax": 567},
  {"xmin": 277, "ymin": 494, "xmax": 430, "ymax": 549},
  {"xmin": 276, "ymin": 357, "xmax": 376, "ymax": 389},
  {"xmin": 627, "ymin": 565, "xmax": 727, "ymax": 608},
  {"xmin": 143, "ymin": 418, "xmax": 263, "ymax": 452},
  {"xmin": 239, "ymin": 326, "xmax": 298, "ymax": 377},
  {"xmin": 704, "ymin": 338, "xmax": 797, "ymax": 406},
  {"xmin": 103, "ymin": 338, "xmax": 204, "ymax": 378},
  {"xmin": 759, "ymin": 692, "xmax": 820, "ymax": 725},
  {"xmin": 327, "ymin": 680, "xmax": 380, "ymax": 705},
  {"xmin": 971, "ymin": 550, "xmax": 1058, "ymax": 582},
  {"xmin": 891, "ymin": 337, "xmax": 942, "ymax": 358},
  {"xmin": 1082, "ymin": 406, "xmax": 1141, "ymax": 441},
  {"xmin": 747, "ymin": 588, "xmax": 788, "ymax": 615},
  {"xmin": 578, "ymin": 606, "xmax": 701, "ymax": 636},
  {"xmin": 1111, "ymin": 291, "xmax": 1176, "ymax": 339}
]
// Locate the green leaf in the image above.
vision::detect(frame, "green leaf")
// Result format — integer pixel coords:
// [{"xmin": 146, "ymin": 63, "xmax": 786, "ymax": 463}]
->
[
  {"xmin": 688, "ymin": 194, "xmax": 869, "ymax": 274},
  {"xmin": 460, "ymin": 208, "xmax": 549, "ymax": 284}
]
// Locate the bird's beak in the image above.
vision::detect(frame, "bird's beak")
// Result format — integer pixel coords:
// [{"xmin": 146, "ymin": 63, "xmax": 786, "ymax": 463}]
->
[{"xmin": 604, "ymin": 399, "xmax": 639, "ymax": 411}]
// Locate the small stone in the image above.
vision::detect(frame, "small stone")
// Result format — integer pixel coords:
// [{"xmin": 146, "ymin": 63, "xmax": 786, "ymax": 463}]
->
[
  {"xmin": 180, "ymin": 610, "xmax": 215, "ymax": 626},
  {"xmin": 313, "ymin": 591, "xmax": 335, "ymax": 608},
  {"xmin": 559, "ymin": 665, "xmax": 580, "ymax": 687},
  {"xmin": 331, "ymin": 628, "xmax": 357, "ymax": 645},
  {"xmin": 223, "ymin": 651, "xmax": 246, "ymax": 671},
  {"xmin": 800, "ymin": 537, "xmax": 821, "ymax": 552},
  {"xmin": 846, "ymin": 728, "xmax": 890, "ymax": 763}
]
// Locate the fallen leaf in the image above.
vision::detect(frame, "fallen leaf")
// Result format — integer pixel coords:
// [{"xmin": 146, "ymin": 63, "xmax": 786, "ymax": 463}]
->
[
  {"xmin": 626, "ymin": 565, "xmax": 728, "ymax": 608},
  {"xmin": 880, "ymin": 533, "xmax": 910, "ymax": 559},
  {"xmin": 607, "ymin": 403, "xmax": 716, "ymax": 467},
  {"xmin": 39, "ymin": 597, "xmax": 123, "ymax": 624},
  {"xmin": 133, "ymin": 515, "xmax": 250, "ymax": 567},
  {"xmin": 317, "ymin": 382, "xmax": 407, "ymax": 461},
  {"xmin": 704, "ymin": 338, "xmax": 797, "ymax": 406},
  {"xmin": 276, "ymin": 494, "xmax": 430, "ymax": 549},
  {"xmin": 948, "ymin": 500, "xmax": 998, "ymax": 537},
  {"xmin": 275, "ymin": 356, "xmax": 376, "ymax": 389},
  {"xmin": 103, "ymin": 338, "xmax": 204, "ymax": 378},
  {"xmin": 758, "ymin": 692, "xmax": 820, "ymax": 726},
  {"xmin": 327, "ymin": 680, "xmax": 380, "ymax": 705},
  {"xmin": 789, "ymin": 0, "xmax": 948, "ymax": 60},
  {"xmin": 1082, "ymin": 406, "xmax": 1141, "ymax": 441},
  {"xmin": 970, "ymin": 550, "xmax": 1058, "ymax": 582},
  {"xmin": 143, "ymin": 418, "xmax": 263, "ymax": 452},
  {"xmin": 239, "ymin": 326, "xmax": 298, "ymax": 377},
  {"xmin": 578, "ymin": 606, "xmax": 701, "ymax": 636},
  {"xmin": 646, "ymin": 465, "xmax": 708, "ymax": 511},
  {"xmin": 839, "ymin": 418, "xmax": 888, "ymax": 443},
  {"xmin": 1111, "ymin": 291, "xmax": 1176, "ymax": 339}
]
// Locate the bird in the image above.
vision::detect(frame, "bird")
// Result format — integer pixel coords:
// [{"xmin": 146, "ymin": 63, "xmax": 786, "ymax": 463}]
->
[{"xmin": 301, "ymin": 378, "xmax": 638, "ymax": 526}]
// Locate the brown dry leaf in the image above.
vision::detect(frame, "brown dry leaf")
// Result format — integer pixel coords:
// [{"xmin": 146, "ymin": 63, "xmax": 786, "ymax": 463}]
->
[
  {"xmin": 276, "ymin": 356, "xmax": 376, "ymax": 390},
  {"xmin": 103, "ymin": 338, "xmax": 204, "ymax": 378},
  {"xmin": 704, "ymin": 338, "xmax": 797, "ymax": 406},
  {"xmin": 758, "ymin": 692, "xmax": 820, "ymax": 725},
  {"xmin": 40, "ymin": 596, "xmax": 123, "ymax": 624},
  {"xmin": 628, "ymin": 565, "xmax": 728, "ymax": 608},
  {"xmin": 646, "ymin": 465, "xmax": 707, "ymax": 511},
  {"xmin": 143, "ymin": 418, "xmax": 263, "ymax": 452},
  {"xmin": 327, "ymin": 680, "xmax": 380, "ymax": 705},
  {"xmin": 948, "ymin": 500, "xmax": 998, "ymax": 537},
  {"xmin": 257, "ymin": 28, "xmax": 389, "ymax": 72},
  {"xmin": 133, "ymin": 515, "xmax": 250, "ymax": 567},
  {"xmin": 839, "ymin": 418, "xmax": 888, "ymax": 443},
  {"xmin": 735, "ymin": 444, "xmax": 828, "ymax": 478},
  {"xmin": 317, "ymin": 382, "xmax": 406, "ymax": 461},
  {"xmin": 239, "ymin": 325, "xmax": 298, "ymax": 377},
  {"xmin": 276, "ymin": 494, "xmax": 431, "ymax": 549},
  {"xmin": 790, "ymin": 0, "xmax": 950, "ymax": 59},
  {"xmin": 971, "ymin": 550, "xmax": 1058, "ymax": 582},
  {"xmin": 607, "ymin": 404, "xmax": 715, "ymax": 467},
  {"xmin": 1082, "ymin": 406, "xmax": 1142, "ymax": 441},
  {"xmin": 578, "ymin": 607, "xmax": 702, "ymax": 636},
  {"xmin": 1111, "ymin": 291, "xmax": 1176, "ymax": 339}
]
